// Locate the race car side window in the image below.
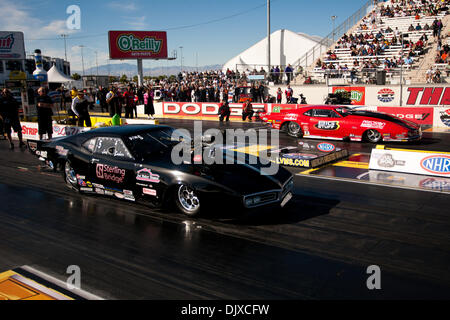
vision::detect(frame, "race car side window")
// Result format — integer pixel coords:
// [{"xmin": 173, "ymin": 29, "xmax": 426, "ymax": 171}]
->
[
  {"xmin": 82, "ymin": 138, "xmax": 97, "ymax": 153},
  {"xmin": 303, "ymin": 109, "xmax": 313, "ymax": 117},
  {"xmin": 94, "ymin": 137, "xmax": 133, "ymax": 159},
  {"xmin": 313, "ymin": 109, "xmax": 340, "ymax": 118}
]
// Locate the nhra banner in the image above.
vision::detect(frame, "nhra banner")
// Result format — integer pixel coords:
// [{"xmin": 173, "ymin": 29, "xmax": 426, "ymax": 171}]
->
[
  {"xmin": 109, "ymin": 31, "xmax": 168, "ymax": 59},
  {"xmin": 369, "ymin": 148, "xmax": 450, "ymax": 178}
]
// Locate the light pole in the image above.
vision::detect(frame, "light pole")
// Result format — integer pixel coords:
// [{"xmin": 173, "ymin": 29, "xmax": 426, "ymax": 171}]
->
[
  {"xmin": 95, "ymin": 51, "xmax": 99, "ymax": 86},
  {"xmin": 179, "ymin": 46, "xmax": 183, "ymax": 73},
  {"xmin": 399, "ymin": 33, "xmax": 404, "ymax": 106},
  {"xmin": 267, "ymin": 0, "xmax": 271, "ymax": 74},
  {"xmin": 60, "ymin": 34, "xmax": 68, "ymax": 61},
  {"xmin": 331, "ymin": 15, "xmax": 337, "ymax": 44},
  {"xmin": 78, "ymin": 45, "xmax": 85, "ymax": 77}
]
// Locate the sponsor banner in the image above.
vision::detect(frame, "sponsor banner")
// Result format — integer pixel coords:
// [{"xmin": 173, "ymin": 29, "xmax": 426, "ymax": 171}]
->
[
  {"xmin": 332, "ymin": 87, "xmax": 366, "ymax": 105},
  {"xmin": 377, "ymin": 106, "xmax": 433, "ymax": 126},
  {"xmin": 0, "ymin": 31, "xmax": 25, "ymax": 60},
  {"xmin": 377, "ymin": 88, "xmax": 395, "ymax": 103},
  {"xmin": 109, "ymin": 31, "xmax": 168, "ymax": 60},
  {"xmin": 369, "ymin": 148, "xmax": 450, "ymax": 177},
  {"xmin": 162, "ymin": 102, "xmax": 304, "ymax": 118},
  {"xmin": 434, "ymin": 107, "xmax": 450, "ymax": 128},
  {"xmin": 406, "ymin": 87, "xmax": 450, "ymax": 106},
  {"xmin": 162, "ymin": 102, "xmax": 267, "ymax": 118},
  {"xmin": 11, "ymin": 122, "xmax": 90, "ymax": 140}
]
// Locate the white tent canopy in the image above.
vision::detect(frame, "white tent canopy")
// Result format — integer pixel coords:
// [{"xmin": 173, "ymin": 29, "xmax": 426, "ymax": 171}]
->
[
  {"xmin": 47, "ymin": 65, "xmax": 73, "ymax": 83},
  {"xmin": 222, "ymin": 29, "xmax": 327, "ymax": 72}
]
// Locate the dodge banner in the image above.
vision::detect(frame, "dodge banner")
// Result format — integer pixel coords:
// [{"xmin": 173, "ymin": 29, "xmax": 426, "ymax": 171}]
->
[
  {"xmin": 162, "ymin": 102, "xmax": 302, "ymax": 118},
  {"xmin": 109, "ymin": 31, "xmax": 168, "ymax": 60}
]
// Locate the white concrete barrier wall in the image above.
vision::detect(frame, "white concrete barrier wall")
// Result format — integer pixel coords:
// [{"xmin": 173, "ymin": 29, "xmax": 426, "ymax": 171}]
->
[{"xmin": 369, "ymin": 148, "xmax": 450, "ymax": 177}]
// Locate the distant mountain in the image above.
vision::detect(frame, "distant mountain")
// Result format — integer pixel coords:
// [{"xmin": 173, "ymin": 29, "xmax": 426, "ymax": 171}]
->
[{"xmin": 72, "ymin": 63, "xmax": 223, "ymax": 77}]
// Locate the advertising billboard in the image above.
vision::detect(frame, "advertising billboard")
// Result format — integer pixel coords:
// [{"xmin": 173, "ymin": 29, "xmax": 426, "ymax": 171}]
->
[
  {"xmin": 108, "ymin": 31, "xmax": 168, "ymax": 60},
  {"xmin": 0, "ymin": 31, "xmax": 25, "ymax": 60},
  {"xmin": 332, "ymin": 86, "xmax": 366, "ymax": 105}
]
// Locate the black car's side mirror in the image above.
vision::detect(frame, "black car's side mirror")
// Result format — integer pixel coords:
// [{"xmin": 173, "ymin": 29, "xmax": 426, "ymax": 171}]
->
[{"xmin": 108, "ymin": 147, "xmax": 115, "ymax": 155}]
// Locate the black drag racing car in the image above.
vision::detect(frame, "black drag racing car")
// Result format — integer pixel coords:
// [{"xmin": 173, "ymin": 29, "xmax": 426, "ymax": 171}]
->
[{"xmin": 28, "ymin": 125, "xmax": 294, "ymax": 217}]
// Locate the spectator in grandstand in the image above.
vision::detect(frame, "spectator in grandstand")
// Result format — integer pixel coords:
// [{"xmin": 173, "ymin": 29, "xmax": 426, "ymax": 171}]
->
[
  {"xmin": 405, "ymin": 56, "xmax": 414, "ymax": 65},
  {"xmin": 273, "ymin": 66, "xmax": 280, "ymax": 84},
  {"xmin": 426, "ymin": 67, "xmax": 433, "ymax": 83},
  {"xmin": 408, "ymin": 24, "xmax": 415, "ymax": 32},
  {"xmin": 285, "ymin": 64, "xmax": 293, "ymax": 85},
  {"xmin": 416, "ymin": 23, "xmax": 422, "ymax": 31},
  {"xmin": 36, "ymin": 87, "xmax": 54, "ymax": 141}
]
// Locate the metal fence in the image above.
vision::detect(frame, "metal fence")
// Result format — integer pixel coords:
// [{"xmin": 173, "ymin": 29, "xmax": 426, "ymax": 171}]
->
[{"xmin": 300, "ymin": 65, "xmax": 449, "ymax": 85}]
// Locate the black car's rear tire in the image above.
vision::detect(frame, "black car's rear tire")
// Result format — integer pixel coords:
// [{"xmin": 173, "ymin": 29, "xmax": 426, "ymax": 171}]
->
[
  {"xmin": 175, "ymin": 184, "xmax": 201, "ymax": 217},
  {"xmin": 286, "ymin": 122, "xmax": 303, "ymax": 138},
  {"xmin": 364, "ymin": 129, "xmax": 382, "ymax": 143},
  {"xmin": 64, "ymin": 160, "xmax": 79, "ymax": 191}
]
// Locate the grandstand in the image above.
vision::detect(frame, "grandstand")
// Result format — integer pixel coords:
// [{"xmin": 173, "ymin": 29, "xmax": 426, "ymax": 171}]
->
[{"xmin": 292, "ymin": 0, "xmax": 449, "ymax": 85}]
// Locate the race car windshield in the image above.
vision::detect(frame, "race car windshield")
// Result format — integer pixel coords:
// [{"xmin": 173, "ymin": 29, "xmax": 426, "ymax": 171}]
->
[{"xmin": 127, "ymin": 128, "xmax": 178, "ymax": 159}]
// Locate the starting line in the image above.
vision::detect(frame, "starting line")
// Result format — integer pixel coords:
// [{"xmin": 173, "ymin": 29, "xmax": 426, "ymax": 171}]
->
[
  {"xmin": 0, "ymin": 266, "xmax": 102, "ymax": 300},
  {"xmin": 298, "ymin": 153, "xmax": 450, "ymax": 193}
]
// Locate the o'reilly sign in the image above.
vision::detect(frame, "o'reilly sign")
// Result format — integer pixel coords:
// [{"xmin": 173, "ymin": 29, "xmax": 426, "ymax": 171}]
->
[
  {"xmin": 0, "ymin": 31, "xmax": 25, "ymax": 60},
  {"xmin": 109, "ymin": 31, "xmax": 167, "ymax": 60}
]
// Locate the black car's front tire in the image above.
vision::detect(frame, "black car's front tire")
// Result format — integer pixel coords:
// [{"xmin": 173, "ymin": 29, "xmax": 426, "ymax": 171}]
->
[
  {"xmin": 175, "ymin": 184, "xmax": 201, "ymax": 217},
  {"xmin": 64, "ymin": 160, "xmax": 79, "ymax": 191}
]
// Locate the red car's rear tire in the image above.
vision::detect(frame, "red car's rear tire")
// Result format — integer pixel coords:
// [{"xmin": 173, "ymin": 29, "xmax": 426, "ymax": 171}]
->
[{"xmin": 364, "ymin": 129, "xmax": 382, "ymax": 143}]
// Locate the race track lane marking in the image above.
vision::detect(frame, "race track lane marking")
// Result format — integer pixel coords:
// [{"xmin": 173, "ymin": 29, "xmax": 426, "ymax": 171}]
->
[
  {"xmin": 296, "ymin": 173, "xmax": 450, "ymax": 194},
  {"xmin": 331, "ymin": 161, "xmax": 369, "ymax": 169}
]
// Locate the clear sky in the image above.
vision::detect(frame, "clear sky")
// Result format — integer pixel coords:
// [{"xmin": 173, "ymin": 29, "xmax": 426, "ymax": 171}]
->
[{"xmin": 0, "ymin": 0, "xmax": 373, "ymax": 71}]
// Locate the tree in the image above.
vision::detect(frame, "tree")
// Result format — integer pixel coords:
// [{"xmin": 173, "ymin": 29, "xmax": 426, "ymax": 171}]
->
[
  {"xmin": 119, "ymin": 74, "xmax": 128, "ymax": 83},
  {"xmin": 71, "ymin": 73, "xmax": 81, "ymax": 80}
]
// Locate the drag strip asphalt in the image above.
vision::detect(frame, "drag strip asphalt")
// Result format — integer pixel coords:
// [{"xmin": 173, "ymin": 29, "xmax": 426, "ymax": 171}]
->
[{"xmin": 0, "ymin": 120, "xmax": 449, "ymax": 299}]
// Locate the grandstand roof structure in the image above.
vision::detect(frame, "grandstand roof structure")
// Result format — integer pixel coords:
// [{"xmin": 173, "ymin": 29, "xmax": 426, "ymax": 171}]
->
[{"xmin": 222, "ymin": 29, "xmax": 328, "ymax": 72}]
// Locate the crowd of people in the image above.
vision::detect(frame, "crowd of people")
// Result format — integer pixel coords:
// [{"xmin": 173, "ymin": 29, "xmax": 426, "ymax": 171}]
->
[
  {"xmin": 312, "ymin": 0, "xmax": 448, "ymax": 83},
  {"xmin": 379, "ymin": 0, "xmax": 448, "ymax": 19}
]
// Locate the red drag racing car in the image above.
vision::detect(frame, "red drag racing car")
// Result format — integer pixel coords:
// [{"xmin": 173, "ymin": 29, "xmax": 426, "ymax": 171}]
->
[{"xmin": 260, "ymin": 105, "xmax": 422, "ymax": 143}]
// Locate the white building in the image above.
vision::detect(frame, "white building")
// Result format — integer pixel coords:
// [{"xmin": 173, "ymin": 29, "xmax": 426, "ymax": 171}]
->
[{"xmin": 222, "ymin": 29, "xmax": 327, "ymax": 72}]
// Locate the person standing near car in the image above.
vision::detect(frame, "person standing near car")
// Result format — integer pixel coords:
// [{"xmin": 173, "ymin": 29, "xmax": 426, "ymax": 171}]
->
[
  {"xmin": 106, "ymin": 86, "xmax": 121, "ymax": 117},
  {"xmin": 71, "ymin": 91, "xmax": 91, "ymax": 127},
  {"xmin": 276, "ymin": 88, "xmax": 282, "ymax": 103},
  {"xmin": 123, "ymin": 85, "xmax": 136, "ymax": 119},
  {"xmin": 285, "ymin": 85, "xmax": 293, "ymax": 103},
  {"xmin": 144, "ymin": 87, "xmax": 155, "ymax": 119},
  {"xmin": 0, "ymin": 88, "xmax": 25, "ymax": 149},
  {"xmin": 242, "ymin": 100, "xmax": 254, "ymax": 121},
  {"xmin": 36, "ymin": 87, "xmax": 54, "ymax": 140},
  {"xmin": 218, "ymin": 99, "xmax": 231, "ymax": 122},
  {"xmin": 97, "ymin": 86, "xmax": 108, "ymax": 114}
]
